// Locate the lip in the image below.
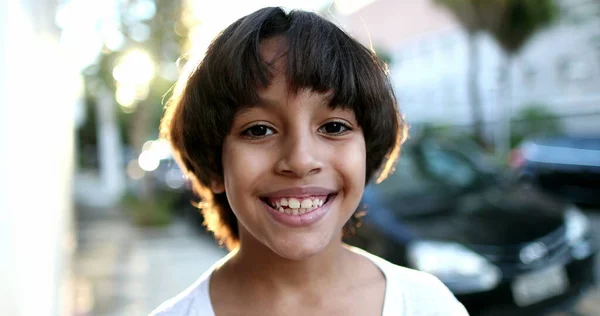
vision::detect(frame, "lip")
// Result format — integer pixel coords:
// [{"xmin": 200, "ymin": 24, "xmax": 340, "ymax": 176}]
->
[
  {"xmin": 261, "ymin": 186, "xmax": 337, "ymax": 199},
  {"xmin": 262, "ymin": 193, "xmax": 337, "ymax": 228}
]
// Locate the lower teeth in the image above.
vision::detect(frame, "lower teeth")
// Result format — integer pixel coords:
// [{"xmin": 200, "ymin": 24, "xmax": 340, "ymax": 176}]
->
[{"xmin": 276, "ymin": 207, "xmax": 314, "ymax": 215}]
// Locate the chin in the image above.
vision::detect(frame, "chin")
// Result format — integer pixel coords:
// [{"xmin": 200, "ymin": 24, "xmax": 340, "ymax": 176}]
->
[{"xmin": 266, "ymin": 232, "xmax": 334, "ymax": 261}]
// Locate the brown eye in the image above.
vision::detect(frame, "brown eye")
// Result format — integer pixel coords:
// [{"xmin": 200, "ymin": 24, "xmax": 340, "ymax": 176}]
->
[
  {"xmin": 319, "ymin": 121, "xmax": 351, "ymax": 135},
  {"xmin": 242, "ymin": 124, "xmax": 274, "ymax": 138}
]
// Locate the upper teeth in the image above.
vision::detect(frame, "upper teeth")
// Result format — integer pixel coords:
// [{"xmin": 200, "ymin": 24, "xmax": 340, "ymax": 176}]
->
[{"xmin": 273, "ymin": 197, "xmax": 325, "ymax": 210}]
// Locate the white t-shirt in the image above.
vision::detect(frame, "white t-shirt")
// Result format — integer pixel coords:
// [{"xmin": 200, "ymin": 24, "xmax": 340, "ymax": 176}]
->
[{"xmin": 150, "ymin": 248, "xmax": 469, "ymax": 316}]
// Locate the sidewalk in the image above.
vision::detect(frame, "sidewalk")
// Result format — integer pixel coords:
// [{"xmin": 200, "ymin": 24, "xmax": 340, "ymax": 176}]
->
[
  {"xmin": 72, "ymin": 206, "xmax": 227, "ymax": 316},
  {"xmin": 72, "ymin": 206, "xmax": 600, "ymax": 316}
]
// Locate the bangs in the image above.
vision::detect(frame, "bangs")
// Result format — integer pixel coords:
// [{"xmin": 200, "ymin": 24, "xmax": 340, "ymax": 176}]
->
[{"xmin": 201, "ymin": 7, "xmax": 394, "ymax": 117}]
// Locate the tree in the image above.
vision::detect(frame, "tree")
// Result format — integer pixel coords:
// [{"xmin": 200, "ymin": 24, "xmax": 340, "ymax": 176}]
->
[
  {"xmin": 510, "ymin": 102, "xmax": 563, "ymax": 147},
  {"xmin": 482, "ymin": 0, "xmax": 558, "ymax": 156},
  {"xmin": 433, "ymin": 0, "xmax": 496, "ymax": 148},
  {"xmin": 81, "ymin": 0, "xmax": 192, "ymax": 200},
  {"xmin": 433, "ymin": 0, "xmax": 559, "ymax": 154}
]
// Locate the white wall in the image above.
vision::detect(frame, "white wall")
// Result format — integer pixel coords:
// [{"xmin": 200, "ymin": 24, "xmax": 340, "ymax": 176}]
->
[
  {"xmin": 0, "ymin": 0, "xmax": 79, "ymax": 315},
  {"xmin": 388, "ymin": 0, "xmax": 600, "ymax": 132}
]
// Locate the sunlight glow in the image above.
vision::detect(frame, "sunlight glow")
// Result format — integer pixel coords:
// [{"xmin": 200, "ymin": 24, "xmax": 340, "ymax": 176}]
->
[
  {"xmin": 183, "ymin": 0, "xmax": 334, "ymax": 61},
  {"xmin": 136, "ymin": 140, "xmax": 173, "ymax": 173},
  {"xmin": 142, "ymin": 140, "xmax": 154, "ymax": 152},
  {"xmin": 112, "ymin": 49, "xmax": 154, "ymax": 109},
  {"xmin": 112, "ymin": 49, "xmax": 155, "ymax": 85},
  {"xmin": 115, "ymin": 85, "xmax": 137, "ymax": 110},
  {"xmin": 138, "ymin": 151, "xmax": 160, "ymax": 172},
  {"xmin": 100, "ymin": 21, "xmax": 125, "ymax": 52},
  {"xmin": 166, "ymin": 169, "xmax": 185, "ymax": 189},
  {"xmin": 127, "ymin": 159, "xmax": 145, "ymax": 180},
  {"xmin": 151, "ymin": 139, "xmax": 173, "ymax": 160},
  {"xmin": 56, "ymin": 0, "xmax": 119, "ymax": 70},
  {"xmin": 116, "ymin": 84, "xmax": 149, "ymax": 110},
  {"xmin": 56, "ymin": 0, "xmax": 361, "ymax": 73}
]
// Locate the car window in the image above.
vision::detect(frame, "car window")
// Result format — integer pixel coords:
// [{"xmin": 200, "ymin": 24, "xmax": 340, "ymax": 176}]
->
[
  {"xmin": 373, "ymin": 142, "xmax": 480, "ymax": 199},
  {"xmin": 420, "ymin": 142, "xmax": 478, "ymax": 188},
  {"xmin": 377, "ymin": 157, "xmax": 429, "ymax": 195},
  {"xmin": 373, "ymin": 147, "xmax": 445, "ymax": 202}
]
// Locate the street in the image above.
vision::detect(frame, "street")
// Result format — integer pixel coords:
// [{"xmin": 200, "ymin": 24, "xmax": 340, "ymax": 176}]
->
[
  {"xmin": 72, "ymin": 207, "xmax": 600, "ymax": 316},
  {"xmin": 72, "ymin": 207, "xmax": 227, "ymax": 316}
]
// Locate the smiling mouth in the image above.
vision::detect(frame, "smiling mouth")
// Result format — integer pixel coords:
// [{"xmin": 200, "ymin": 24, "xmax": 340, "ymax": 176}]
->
[{"xmin": 260, "ymin": 194, "xmax": 336, "ymax": 215}]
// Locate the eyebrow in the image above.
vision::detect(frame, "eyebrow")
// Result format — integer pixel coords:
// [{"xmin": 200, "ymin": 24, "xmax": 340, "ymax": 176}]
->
[
  {"xmin": 234, "ymin": 97, "xmax": 279, "ymax": 118},
  {"xmin": 255, "ymin": 96, "xmax": 281, "ymax": 109},
  {"xmin": 227, "ymin": 102, "xmax": 267, "ymax": 129},
  {"xmin": 236, "ymin": 91, "xmax": 337, "ymax": 118}
]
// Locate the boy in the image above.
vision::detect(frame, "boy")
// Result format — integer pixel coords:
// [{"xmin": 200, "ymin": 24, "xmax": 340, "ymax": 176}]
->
[{"xmin": 152, "ymin": 7, "xmax": 468, "ymax": 316}]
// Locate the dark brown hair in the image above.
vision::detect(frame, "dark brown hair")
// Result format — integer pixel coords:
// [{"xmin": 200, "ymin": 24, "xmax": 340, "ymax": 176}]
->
[{"xmin": 161, "ymin": 7, "xmax": 406, "ymax": 249}]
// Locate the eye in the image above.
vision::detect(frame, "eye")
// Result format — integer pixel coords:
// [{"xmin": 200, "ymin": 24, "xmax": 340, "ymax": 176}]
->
[
  {"xmin": 242, "ymin": 124, "xmax": 275, "ymax": 138},
  {"xmin": 319, "ymin": 121, "xmax": 352, "ymax": 135}
]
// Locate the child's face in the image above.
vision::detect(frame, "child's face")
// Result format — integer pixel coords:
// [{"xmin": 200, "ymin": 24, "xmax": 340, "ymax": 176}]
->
[{"xmin": 217, "ymin": 37, "xmax": 366, "ymax": 260}]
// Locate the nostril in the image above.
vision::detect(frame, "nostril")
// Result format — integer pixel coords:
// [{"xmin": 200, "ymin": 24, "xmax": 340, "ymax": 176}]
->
[{"xmin": 275, "ymin": 151, "xmax": 323, "ymax": 178}]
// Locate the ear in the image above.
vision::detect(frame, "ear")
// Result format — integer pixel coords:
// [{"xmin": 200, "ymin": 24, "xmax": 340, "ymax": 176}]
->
[{"xmin": 210, "ymin": 178, "xmax": 225, "ymax": 194}]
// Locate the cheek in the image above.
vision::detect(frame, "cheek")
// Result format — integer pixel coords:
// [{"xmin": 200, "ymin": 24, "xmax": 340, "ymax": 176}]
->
[
  {"xmin": 333, "ymin": 135, "xmax": 366, "ymax": 192},
  {"xmin": 221, "ymin": 139, "xmax": 272, "ymax": 203}
]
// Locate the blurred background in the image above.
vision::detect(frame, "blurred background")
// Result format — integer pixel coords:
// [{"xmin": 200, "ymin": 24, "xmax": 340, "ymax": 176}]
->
[{"xmin": 1, "ymin": 0, "xmax": 599, "ymax": 315}]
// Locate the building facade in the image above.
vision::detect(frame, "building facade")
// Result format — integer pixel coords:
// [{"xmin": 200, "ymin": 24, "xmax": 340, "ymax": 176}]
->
[{"xmin": 342, "ymin": 0, "xmax": 600, "ymax": 136}]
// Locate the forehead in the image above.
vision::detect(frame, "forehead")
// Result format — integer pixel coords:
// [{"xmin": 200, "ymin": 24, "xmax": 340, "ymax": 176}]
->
[
  {"xmin": 255, "ymin": 37, "xmax": 331, "ymax": 109},
  {"xmin": 258, "ymin": 36, "xmax": 288, "ymax": 96},
  {"xmin": 259, "ymin": 36, "xmax": 287, "ymax": 67},
  {"xmin": 236, "ymin": 34, "xmax": 355, "ymax": 117}
]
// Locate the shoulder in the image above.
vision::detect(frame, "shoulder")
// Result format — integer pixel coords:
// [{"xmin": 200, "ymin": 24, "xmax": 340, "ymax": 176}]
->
[
  {"xmin": 382, "ymin": 259, "xmax": 448, "ymax": 294},
  {"xmin": 148, "ymin": 270, "xmax": 214, "ymax": 316},
  {"xmin": 390, "ymin": 265, "xmax": 467, "ymax": 313},
  {"xmin": 364, "ymin": 252, "xmax": 469, "ymax": 315}
]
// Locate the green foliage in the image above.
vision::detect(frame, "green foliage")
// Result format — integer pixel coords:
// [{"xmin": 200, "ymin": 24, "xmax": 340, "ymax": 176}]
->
[
  {"xmin": 510, "ymin": 102, "xmax": 563, "ymax": 147},
  {"xmin": 487, "ymin": 0, "xmax": 559, "ymax": 54},
  {"xmin": 434, "ymin": 0, "xmax": 559, "ymax": 54},
  {"xmin": 433, "ymin": 0, "xmax": 488, "ymax": 33},
  {"xmin": 121, "ymin": 191, "xmax": 178, "ymax": 226},
  {"xmin": 410, "ymin": 123, "xmax": 481, "ymax": 148},
  {"xmin": 77, "ymin": 94, "xmax": 99, "ymax": 169},
  {"xmin": 79, "ymin": 0, "xmax": 190, "ymax": 152}
]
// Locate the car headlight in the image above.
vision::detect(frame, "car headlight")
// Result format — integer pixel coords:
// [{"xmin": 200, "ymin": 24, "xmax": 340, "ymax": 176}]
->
[
  {"xmin": 565, "ymin": 206, "xmax": 590, "ymax": 245},
  {"xmin": 407, "ymin": 241, "xmax": 501, "ymax": 294}
]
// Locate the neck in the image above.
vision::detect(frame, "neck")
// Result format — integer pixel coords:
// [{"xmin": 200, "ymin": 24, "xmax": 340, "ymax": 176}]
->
[{"xmin": 225, "ymin": 229, "xmax": 352, "ymax": 292}]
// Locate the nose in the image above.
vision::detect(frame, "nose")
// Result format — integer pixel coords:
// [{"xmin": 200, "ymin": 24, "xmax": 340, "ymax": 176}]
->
[{"xmin": 275, "ymin": 129, "xmax": 323, "ymax": 178}]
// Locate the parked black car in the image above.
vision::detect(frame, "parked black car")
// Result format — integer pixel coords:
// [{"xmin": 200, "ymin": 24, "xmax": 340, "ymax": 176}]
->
[
  {"xmin": 511, "ymin": 135, "xmax": 600, "ymax": 207},
  {"xmin": 345, "ymin": 138, "xmax": 597, "ymax": 315}
]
